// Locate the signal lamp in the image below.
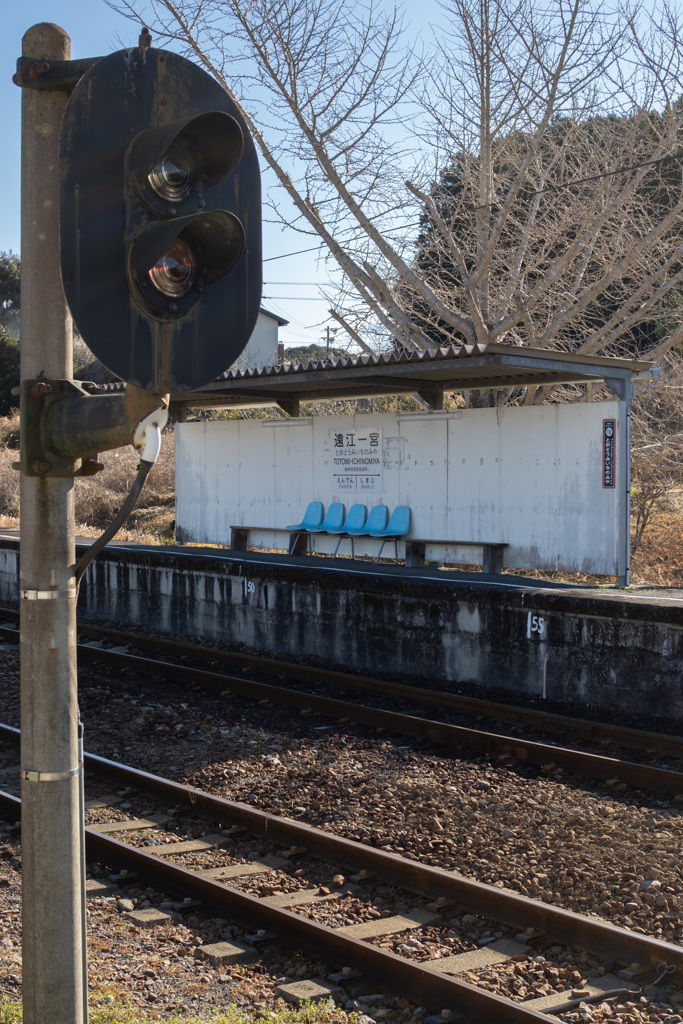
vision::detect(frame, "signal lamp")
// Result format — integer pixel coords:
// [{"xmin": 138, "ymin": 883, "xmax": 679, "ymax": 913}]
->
[{"xmin": 60, "ymin": 48, "xmax": 261, "ymax": 393}]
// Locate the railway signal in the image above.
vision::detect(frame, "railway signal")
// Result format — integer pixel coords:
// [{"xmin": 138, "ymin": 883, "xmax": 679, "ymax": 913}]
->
[
  {"xmin": 60, "ymin": 39, "xmax": 262, "ymax": 394},
  {"xmin": 15, "ymin": 23, "xmax": 263, "ymax": 1024}
]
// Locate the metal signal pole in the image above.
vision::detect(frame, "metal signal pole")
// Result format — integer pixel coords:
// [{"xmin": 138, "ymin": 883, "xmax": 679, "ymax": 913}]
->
[
  {"xmin": 19, "ymin": 22, "xmax": 86, "ymax": 1024},
  {"xmin": 14, "ymin": 25, "xmax": 262, "ymax": 1020}
]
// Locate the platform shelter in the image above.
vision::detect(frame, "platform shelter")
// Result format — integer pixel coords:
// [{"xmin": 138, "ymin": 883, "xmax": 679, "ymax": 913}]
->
[{"xmin": 170, "ymin": 343, "xmax": 656, "ymax": 585}]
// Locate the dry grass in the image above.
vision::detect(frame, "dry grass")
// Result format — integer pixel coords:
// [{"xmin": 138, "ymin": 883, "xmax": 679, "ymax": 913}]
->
[
  {"xmin": 74, "ymin": 427, "xmax": 175, "ymax": 536},
  {"xmin": 0, "ymin": 411, "xmax": 20, "ymax": 519},
  {"xmin": 0, "ymin": 413, "xmax": 176, "ymax": 543},
  {"xmin": 630, "ymin": 509, "xmax": 683, "ymax": 587},
  {"xmin": 0, "ymin": 992, "xmax": 353, "ymax": 1024}
]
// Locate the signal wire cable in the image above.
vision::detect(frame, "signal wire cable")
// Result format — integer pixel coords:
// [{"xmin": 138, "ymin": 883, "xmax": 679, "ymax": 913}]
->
[{"xmin": 74, "ymin": 423, "xmax": 163, "ymax": 587}]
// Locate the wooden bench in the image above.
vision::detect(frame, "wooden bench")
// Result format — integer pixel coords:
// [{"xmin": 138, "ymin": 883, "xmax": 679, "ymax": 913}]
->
[
  {"xmin": 230, "ymin": 526, "xmax": 507, "ymax": 571},
  {"xmin": 230, "ymin": 525, "xmax": 308, "ymax": 556},
  {"xmin": 405, "ymin": 539, "xmax": 508, "ymax": 574}
]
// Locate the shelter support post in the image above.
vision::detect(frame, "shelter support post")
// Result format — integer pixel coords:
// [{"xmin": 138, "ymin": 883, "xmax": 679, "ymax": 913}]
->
[
  {"xmin": 416, "ymin": 388, "xmax": 444, "ymax": 411},
  {"xmin": 619, "ymin": 386, "xmax": 632, "ymax": 588},
  {"xmin": 604, "ymin": 374, "xmax": 631, "ymax": 588},
  {"xmin": 277, "ymin": 398, "xmax": 301, "ymax": 418}
]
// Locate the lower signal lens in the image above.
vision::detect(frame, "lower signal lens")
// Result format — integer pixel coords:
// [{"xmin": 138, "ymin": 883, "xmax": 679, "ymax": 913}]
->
[{"xmin": 148, "ymin": 239, "xmax": 197, "ymax": 298}]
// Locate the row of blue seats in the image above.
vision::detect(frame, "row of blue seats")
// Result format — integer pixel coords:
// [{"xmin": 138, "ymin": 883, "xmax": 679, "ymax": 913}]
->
[{"xmin": 286, "ymin": 502, "xmax": 411, "ymax": 561}]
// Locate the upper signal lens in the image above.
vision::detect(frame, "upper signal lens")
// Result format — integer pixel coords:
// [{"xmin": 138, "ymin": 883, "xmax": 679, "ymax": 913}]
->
[{"xmin": 148, "ymin": 142, "xmax": 194, "ymax": 201}]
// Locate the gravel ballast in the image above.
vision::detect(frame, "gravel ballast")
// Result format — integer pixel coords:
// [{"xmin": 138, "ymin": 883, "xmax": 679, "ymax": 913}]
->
[{"xmin": 0, "ymin": 644, "xmax": 682, "ymax": 1022}]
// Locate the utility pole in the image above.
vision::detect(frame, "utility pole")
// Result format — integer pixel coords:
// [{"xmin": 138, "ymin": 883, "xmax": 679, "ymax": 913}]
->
[
  {"xmin": 322, "ymin": 325, "xmax": 337, "ymax": 355},
  {"xmin": 19, "ymin": 22, "xmax": 86, "ymax": 1024}
]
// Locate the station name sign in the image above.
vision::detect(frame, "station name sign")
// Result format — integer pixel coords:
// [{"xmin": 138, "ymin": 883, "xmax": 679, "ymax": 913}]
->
[
  {"xmin": 602, "ymin": 418, "xmax": 616, "ymax": 489},
  {"xmin": 330, "ymin": 427, "xmax": 383, "ymax": 493}
]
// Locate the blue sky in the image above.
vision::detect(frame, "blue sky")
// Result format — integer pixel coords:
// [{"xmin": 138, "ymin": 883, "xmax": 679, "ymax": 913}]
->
[{"xmin": 1, "ymin": 1, "xmax": 365, "ymax": 349}]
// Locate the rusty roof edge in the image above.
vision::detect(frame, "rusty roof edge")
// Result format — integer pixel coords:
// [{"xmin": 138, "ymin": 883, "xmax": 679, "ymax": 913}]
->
[
  {"xmin": 212, "ymin": 343, "xmax": 654, "ymax": 384},
  {"xmin": 92, "ymin": 343, "xmax": 655, "ymax": 396}
]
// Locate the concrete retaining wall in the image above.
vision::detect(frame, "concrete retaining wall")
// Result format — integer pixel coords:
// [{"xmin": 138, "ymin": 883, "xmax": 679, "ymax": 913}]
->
[{"xmin": 1, "ymin": 539, "xmax": 681, "ymax": 716}]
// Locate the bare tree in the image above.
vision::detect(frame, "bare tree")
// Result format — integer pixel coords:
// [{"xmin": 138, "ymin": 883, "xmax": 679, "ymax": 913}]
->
[
  {"xmin": 629, "ymin": 352, "xmax": 683, "ymax": 552},
  {"xmin": 106, "ymin": 0, "xmax": 683, "ymax": 369},
  {"xmin": 107, "ymin": 0, "xmax": 434, "ymax": 349},
  {"xmin": 406, "ymin": 0, "xmax": 683, "ymax": 385}
]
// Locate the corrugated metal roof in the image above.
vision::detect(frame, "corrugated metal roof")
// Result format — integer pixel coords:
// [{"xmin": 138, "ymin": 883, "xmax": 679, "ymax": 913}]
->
[
  {"xmin": 214, "ymin": 341, "xmax": 653, "ymax": 382},
  {"xmin": 94, "ymin": 342, "xmax": 656, "ymax": 408}
]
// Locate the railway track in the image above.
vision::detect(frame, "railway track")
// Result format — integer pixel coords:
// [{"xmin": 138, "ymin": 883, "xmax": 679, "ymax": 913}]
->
[
  {"xmin": 0, "ymin": 611, "xmax": 680, "ymax": 795},
  {"xmin": 4, "ymin": 608, "xmax": 681, "ymax": 759},
  {"xmin": 0, "ymin": 723, "xmax": 680, "ymax": 1023},
  {"xmin": 3, "ymin": 608, "xmax": 682, "ymax": 761}
]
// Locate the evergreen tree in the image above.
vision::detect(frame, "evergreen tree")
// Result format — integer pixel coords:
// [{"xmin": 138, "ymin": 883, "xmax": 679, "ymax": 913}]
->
[
  {"xmin": 0, "ymin": 252, "xmax": 20, "ymax": 328},
  {"xmin": 0, "ymin": 325, "xmax": 20, "ymax": 416}
]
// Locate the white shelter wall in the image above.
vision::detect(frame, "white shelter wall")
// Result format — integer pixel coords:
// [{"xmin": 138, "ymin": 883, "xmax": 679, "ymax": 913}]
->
[{"xmin": 176, "ymin": 402, "xmax": 623, "ymax": 573}]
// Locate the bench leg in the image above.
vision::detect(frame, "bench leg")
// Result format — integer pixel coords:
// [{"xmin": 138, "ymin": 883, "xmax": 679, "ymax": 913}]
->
[
  {"xmin": 483, "ymin": 544, "xmax": 505, "ymax": 574},
  {"xmin": 375, "ymin": 538, "xmax": 400, "ymax": 563},
  {"xmin": 289, "ymin": 531, "xmax": 309, "ymax": 556},
  {"xmin": 405, "ymin": 541, "xmax": 425, "ymax": 568},
  {"xmin": 231, "ymin": 527, "xmax": 249, "ymax": 551}
]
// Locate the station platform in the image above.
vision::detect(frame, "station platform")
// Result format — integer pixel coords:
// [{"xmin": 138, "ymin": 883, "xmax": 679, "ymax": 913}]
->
[
  {"xmin": 0, "ymin": 534, "xmax": 680, "ymax": 717},
  {"xmin": 159, "ymin": 542, "xmax": 683, "ymax": 602}
]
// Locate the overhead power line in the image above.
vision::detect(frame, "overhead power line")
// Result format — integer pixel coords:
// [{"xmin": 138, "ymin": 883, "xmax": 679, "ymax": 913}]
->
[{"xmin": 263, "ymin": 246, "xmax": 322, "ymax": 262}]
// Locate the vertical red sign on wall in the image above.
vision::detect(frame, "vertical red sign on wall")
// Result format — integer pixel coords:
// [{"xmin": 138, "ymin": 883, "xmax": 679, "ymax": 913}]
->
[{"xmin": 603, "ymin": 418, "xmax": 616, "ymax": 488}]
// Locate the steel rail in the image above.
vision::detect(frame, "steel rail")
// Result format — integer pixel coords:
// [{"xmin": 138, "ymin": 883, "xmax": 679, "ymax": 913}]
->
[
  {"xmin": 73, "ymin": 644, "xmax": 683, "ymax": 795},
  {"xmin": 1, "ymin": 723, "xmax": 680, "ymax": 981},
  {"xmin": 95, "ymin": 628, "xmax": 682, "ymax": 757},
  {"xmin": 0, "ymin": 787, "xmax": 555, "ymax": 1024},
  {"xmin": 2, "ymin": 609, "xmax": 682, "ymax": 755}
]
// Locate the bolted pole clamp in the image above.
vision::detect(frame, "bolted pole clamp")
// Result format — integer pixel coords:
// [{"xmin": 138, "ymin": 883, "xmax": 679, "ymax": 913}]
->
[{"xmin": 22, "ymin": 767, "xmax": 81, "ymax": 783}]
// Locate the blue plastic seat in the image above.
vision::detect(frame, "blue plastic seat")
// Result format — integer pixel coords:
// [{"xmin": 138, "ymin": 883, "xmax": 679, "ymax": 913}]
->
[
  {"xmin": 348, "ymin": 504, "xmax": 388, "ymax": 535},
  {"xmin": 368, "ymin": 506, "xmax": 411, "ymax": 563},
  {"xmin": 342, "ymin": 504, "xmax": 388, "ymax": 558},
  {"xmin": 297, "ymin": 502, "xmax": 345, "ymax": 555},
  {"xmin": 326, "ymin": 503, "xmax": 367, "ymax": 558},
  {"xmin": 286, "ymin": 501, "xmax": 324, "ymax": 531},
  {"xmin": 286, "ymin": 501, "xmax": 324, "ymax": 554},
  {"xmin": 307, "ymin": 502, "xmax": 345, "ymax": 533}
]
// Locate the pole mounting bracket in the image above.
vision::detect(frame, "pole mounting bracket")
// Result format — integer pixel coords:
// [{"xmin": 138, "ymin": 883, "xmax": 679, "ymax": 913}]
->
[
  {"xmin": 13, "ymin": 56, "xmax": 102, "ymax": 92},
  {"xmin": 18, "ymin": 378, "xmax": 169, "ymax": 478},
  {"xmin": 21, "ymin": 586, "xmax": 77, "ymax": 600}
]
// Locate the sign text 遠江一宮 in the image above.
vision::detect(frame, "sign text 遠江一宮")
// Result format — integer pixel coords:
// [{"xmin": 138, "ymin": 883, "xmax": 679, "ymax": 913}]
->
[{"xmin": 331, "ymin": 427, "xmax": 383, "ymax": 492}]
